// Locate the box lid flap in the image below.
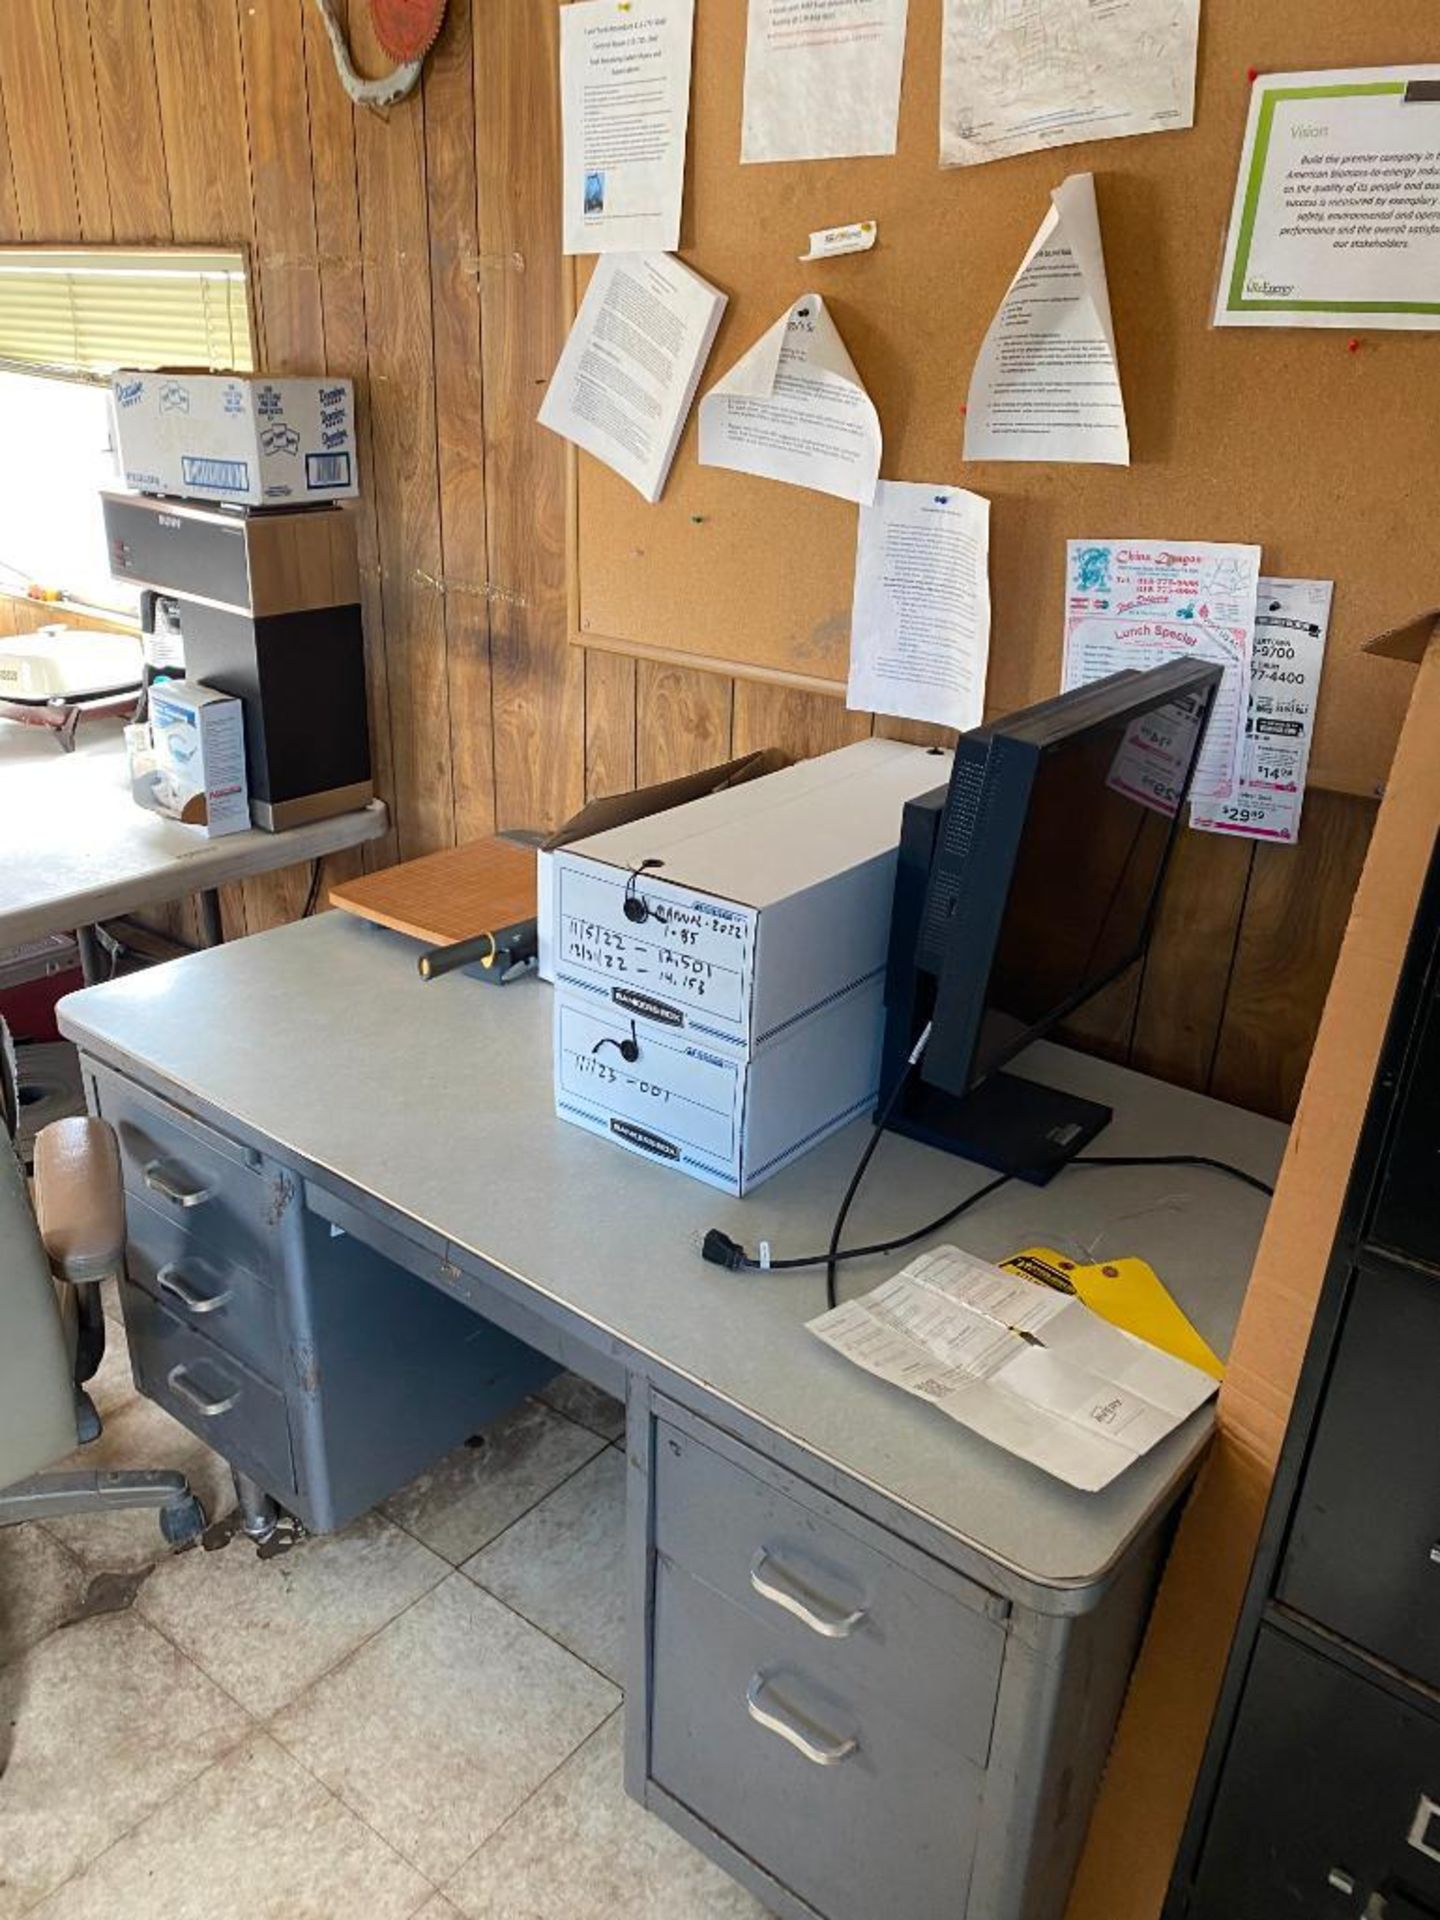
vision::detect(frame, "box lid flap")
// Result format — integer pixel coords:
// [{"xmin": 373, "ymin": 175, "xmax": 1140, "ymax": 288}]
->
[
  {"xmin": 562, "ymin": 739, "xmax": 950, "ymax": 909},
  {"xmin": 542, "ymin": 748, "xmax": 789, "ymax": 850},
  {"xmin": 1363, "ymin": 607, "xmax": 1440, "ymax": 662}
]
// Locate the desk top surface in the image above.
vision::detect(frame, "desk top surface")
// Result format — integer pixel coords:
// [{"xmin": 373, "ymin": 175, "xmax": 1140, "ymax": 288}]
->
[
  {"xmin": 58, "ymin": 912, "xmax": 1286, "ymax": 1599},
  {"xmin": 0, "ymin": 718, "xmax": 387, "ymax": 946}
]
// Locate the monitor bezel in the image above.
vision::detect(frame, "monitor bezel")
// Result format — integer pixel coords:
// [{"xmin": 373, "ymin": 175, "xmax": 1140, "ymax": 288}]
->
[{"xmin": 922, "ymin": 659, "xmax": 1224, "ymax": 1099}]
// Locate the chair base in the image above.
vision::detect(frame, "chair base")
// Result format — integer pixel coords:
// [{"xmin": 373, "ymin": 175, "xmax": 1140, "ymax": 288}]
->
[{"xmin": 0, "ymin": 1468, "xmax": 205, "ymax": 1543}]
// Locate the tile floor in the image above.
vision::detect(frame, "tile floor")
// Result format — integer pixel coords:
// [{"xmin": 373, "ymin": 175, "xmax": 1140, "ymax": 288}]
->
[{"xmin": 0, "ymin": 1295, "xmax": 769, "ymax": 1920}]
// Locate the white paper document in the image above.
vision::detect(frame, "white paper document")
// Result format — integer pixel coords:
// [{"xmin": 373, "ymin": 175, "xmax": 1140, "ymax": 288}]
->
[
  {"xmin": 940, "ymin": 0, "xmax": 1198, "ymax": 169},
  {"xmin": 1216, "ymin": 68, "xmax": 1440, "ymax": 330},
  {"xmin": 846, "ymin": 482, "xmax": 990, "ymax": 729},
  {"xmin": 538, "ymin": 253, "xmax": 726, "ymax": 504},
  {"xmin": 560, "ymin": 0, "xmax": 694, "ymax": 255},
  {"xmin": 1062, "ymin": 539, "xmax": 1262, "ymax": 801},
  {"xmin": 809, "ymin": 1245, "xmax": 1217, "ymax": 1492},
  {"xmin": 741, "ymin": 0, "xmax": 909, "ymax": 164},
  {"xmin": 699, "ymin": 293, "xmax": 881, "ymax": 505},
  {"xmin": 1192, "ymin": 578, "xmax": 1333, "ymax": 845},
  {"xmin": 964, "ymin": 174, "xmax": 1128, "ymax": 466}
]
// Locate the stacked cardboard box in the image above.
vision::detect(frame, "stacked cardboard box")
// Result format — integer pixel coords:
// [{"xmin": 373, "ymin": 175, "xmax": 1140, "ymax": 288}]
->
[{"xmin": 551, "ymin": 738, "xmax": 950, "ymax": 1194}]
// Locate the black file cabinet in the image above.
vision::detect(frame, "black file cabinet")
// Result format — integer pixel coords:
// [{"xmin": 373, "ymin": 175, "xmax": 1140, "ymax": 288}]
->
[{"xmin": 1170, "ymin": 834, "xmax": 1440, "ymax": 1920}]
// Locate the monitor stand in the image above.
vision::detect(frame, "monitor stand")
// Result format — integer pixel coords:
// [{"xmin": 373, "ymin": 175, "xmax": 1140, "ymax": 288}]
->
[{"xmin": 885, "ymin": 1069, "xmax": 1112, "ymax": 1186}]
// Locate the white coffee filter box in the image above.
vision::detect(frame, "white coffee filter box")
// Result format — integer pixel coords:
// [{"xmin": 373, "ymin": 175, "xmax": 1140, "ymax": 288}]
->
[
  {"xmin": 551, "ymin": 740, "xmax": 950, "ymax": 1056},
  {"xmin": 554, "ymin": 973, "xmax": 886, "ymax": 1194},
  {"xmin": 112, "ymin": 372, "xmax": 358, "ymax": 505}
]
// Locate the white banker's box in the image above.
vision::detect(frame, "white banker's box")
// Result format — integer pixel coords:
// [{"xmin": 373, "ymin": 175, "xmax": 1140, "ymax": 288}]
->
[{"xmin": 552, "ymin": 740, "xmax": 951, "ymax": 1192}]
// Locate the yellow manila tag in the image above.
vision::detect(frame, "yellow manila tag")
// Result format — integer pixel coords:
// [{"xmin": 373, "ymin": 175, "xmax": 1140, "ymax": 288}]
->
[{"xmin": 1001, "ymin": 1247, "xmax": 1226, "ymax": 1380}]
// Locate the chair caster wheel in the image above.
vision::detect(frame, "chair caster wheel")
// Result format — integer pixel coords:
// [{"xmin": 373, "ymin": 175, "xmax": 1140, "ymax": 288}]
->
[{"xmin": 159, "ymin": 1496, "xmax": 206, "ymax": 1546}]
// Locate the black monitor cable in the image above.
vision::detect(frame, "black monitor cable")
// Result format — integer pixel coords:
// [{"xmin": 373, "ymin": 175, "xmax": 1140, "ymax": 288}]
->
[
  {"xmin": 704, "ymin": 1022, "xmax": 962, "ymax": 1311},
  {"xmin": 702, "ymin": 1167, "xmax": 1015, "ymax": 1302},
  {"xmin": 818, "ymin": 1018, "xmax": 932, "ymax": 1309},
  {"xmin": 1069, "ymin": 1154, "xmax": 1275, "ymax": 1199},
  {"xmin": 702, "ymin": 1016, "xmax": 1275, "ymax": 1310}
]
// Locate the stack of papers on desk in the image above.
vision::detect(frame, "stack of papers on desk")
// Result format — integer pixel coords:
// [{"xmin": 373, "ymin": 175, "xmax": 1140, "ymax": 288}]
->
[{"xmin": 808, "ymin": 1245, "xmax": 1217, "ymax": 1492}]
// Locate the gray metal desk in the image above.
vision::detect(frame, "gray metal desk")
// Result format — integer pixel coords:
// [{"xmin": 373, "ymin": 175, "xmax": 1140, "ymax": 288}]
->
[
  {"xmin": 57, "ymin": 913, "xmax": 1284, "ymax": 1920},
  {"xmin": 0, "ymin": 716, "xmax": 388, "ymax": 969}
]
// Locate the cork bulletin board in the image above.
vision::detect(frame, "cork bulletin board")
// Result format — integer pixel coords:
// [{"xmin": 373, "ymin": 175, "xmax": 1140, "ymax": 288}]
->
[{"xmin": 568, "ymin": 0, "xmax": 1439, "ymax": 797}]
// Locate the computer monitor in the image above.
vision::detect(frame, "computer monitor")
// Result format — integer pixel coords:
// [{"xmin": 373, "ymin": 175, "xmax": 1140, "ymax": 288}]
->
[{"xmin": 879, "ymin": 658, "xmax": 1222, "ymax": 1182}]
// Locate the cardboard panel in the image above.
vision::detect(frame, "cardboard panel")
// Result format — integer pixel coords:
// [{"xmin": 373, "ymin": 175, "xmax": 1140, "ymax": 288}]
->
[
  {"xmin": 573, "ymin": 0, "xmax": 1435, "ymax": 796},
  {"xmin": 1065, "ymin": 641, "xmax": 1440, "ymax": 1920}
]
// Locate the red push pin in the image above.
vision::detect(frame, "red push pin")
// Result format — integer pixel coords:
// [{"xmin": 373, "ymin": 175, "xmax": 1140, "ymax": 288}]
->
[
  {"xmin": 1247, "ymin": 66, "xmax": 1259, "ymax": 83},
  {"xmin": 1347, "ymin": 336, "xmax": 1362, "ymax": 353},
  {"xmin": 959, "ymin": 402, "xmax": 968, "ymax": 414}
]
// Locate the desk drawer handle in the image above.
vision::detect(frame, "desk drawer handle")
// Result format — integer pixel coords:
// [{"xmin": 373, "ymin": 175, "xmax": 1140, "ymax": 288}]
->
[
  {"xmin": 166, "ymin": 1364, "xmax": 239, "ymax": 1418},
  {"xmin": 143, "ymin": 1161, "xmax": 213, "ymax": 1210},
  {"xmin": 157, "ymin": 1264, "xmax": 232, "ymax": 1316},
  {"xmin": 745, "ymin": 1674, "xmax": 857, "ymax": 1768},
  {"xmin": 749, "ymin": 1550, "xmax": 867, "ymax": 1639}
]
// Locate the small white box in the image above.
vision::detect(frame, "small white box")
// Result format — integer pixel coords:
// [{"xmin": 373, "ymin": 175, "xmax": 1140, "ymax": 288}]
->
[
  {"xmin": 112, "ymin": 372, "xmax": 358, "ymax": 506},
  {"xmin": 555, "ymin": 974, "xmax": 886, "ymax": 1194},
  {"xmin": 552, "ymin": 740, "xmax": 950, "ymax": 1055},
  {"xmin": 130, "ymin": 681, "xmax": 250, "ymax": 837}
]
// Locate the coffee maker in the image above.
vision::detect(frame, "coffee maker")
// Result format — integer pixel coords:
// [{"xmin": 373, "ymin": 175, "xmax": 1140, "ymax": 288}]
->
[
  {"xmin": 103, "ymin": 492, "xmax": 372, "ymax": 831},
  {"xmin": 138, "ymin": 590, "xmax": 185, "ymax": 688}
]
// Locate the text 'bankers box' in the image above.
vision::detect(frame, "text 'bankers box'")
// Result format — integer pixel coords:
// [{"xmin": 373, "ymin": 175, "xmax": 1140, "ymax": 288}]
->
[{"xmin": 552, "ymin": 739, "xmax": 952, "ymax": 1193}]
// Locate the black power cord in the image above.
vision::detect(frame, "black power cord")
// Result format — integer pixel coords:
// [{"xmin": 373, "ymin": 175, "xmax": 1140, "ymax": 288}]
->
[
  {"xmin": 1070, "ymin": 1154, "xmax": 1274, "ymax": 1199},
  {"xmin": 301, "ymin": 858, "xmax": 325, "ymax": 918},
  {"xmin": 702, "ymin": 1041, "xmax": 1276, "ymax": 1308},
  {"xmin": 705, "ymin": 1020, "xmax": 940, "ymax": 1310},
  {"xmin": 702, "ymin": 1169, "xmax": 1013, "ymax": 1285},
  {"xmin": 819, "ymin": 1022, "xmax": 930, "ymax": 1309}
]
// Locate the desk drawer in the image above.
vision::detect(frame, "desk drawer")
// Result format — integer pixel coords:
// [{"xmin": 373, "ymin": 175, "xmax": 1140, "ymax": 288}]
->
[
  {"xmin": 1192, "ymin": 1627, "xmax": 1440, "ymax": 1920},
  {"xmin": 124, "ymin": 1286, "xmax": 295, "ymax": 1500},
  {"xmin": 96, "ymin": 1069, "xmax": 285, "ymax": 1278},
  {"xmin": 653, "ymin": 1412, "xmax": 1004, "ymax": 1763},
  {"xmin": 651, "ymin": 1560, "xmax": 982, "ymax": 1920},
  {"xmin": 125, "ymin": 1195, "xmax": 281, "ymax": 1388},
  {"xmin": 1279, "ymin": 1260, "xmax": 1440, "ymax": 1692}
]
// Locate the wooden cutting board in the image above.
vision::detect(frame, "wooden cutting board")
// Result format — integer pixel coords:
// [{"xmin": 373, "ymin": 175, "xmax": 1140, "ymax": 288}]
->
[{"xmin": 328, "ymin": 837, "xmax": 536, "ymax": 947}]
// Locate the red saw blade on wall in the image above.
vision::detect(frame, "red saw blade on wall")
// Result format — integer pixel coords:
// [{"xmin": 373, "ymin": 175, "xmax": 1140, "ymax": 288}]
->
[{"xmin": 370, "ymin": 0, "xmax": 447, "ymax": 63}]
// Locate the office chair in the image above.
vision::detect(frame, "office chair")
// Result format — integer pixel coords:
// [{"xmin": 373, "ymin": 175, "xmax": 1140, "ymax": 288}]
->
[{"xmin": 0, "ymin": 1042, "xmax": 205, "ymax": 1543}]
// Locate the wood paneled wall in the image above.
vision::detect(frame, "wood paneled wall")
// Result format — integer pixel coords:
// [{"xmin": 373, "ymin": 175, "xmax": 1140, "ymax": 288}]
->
[{"xmin": 0, "ymin": 0, "xmax": 1376, "ymax": 1121}]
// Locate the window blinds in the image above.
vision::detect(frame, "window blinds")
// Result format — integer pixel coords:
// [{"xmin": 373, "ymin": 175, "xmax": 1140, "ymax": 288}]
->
[{"xmin": 0, "ymin": 248, "xmax": 253, "ymax": 379}]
